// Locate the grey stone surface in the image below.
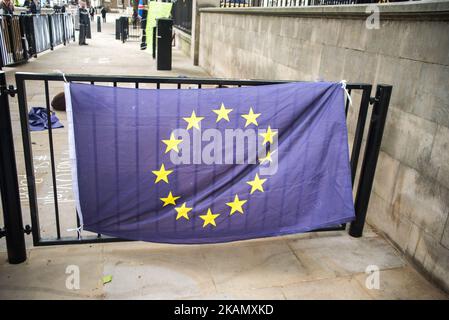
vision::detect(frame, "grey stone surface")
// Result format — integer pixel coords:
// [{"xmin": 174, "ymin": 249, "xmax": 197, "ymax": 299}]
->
[{"xmin": 1, "ymin": 231, "xmax": 447, "ymax": 299}]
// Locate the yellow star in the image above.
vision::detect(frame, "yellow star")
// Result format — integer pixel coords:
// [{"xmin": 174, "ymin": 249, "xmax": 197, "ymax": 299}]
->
[
  {"xmin": 259, "ymin": 151, "xmax": 273, "ymax": 164},
  {"xmin": 183, "ymin": 110, "xmax": 204, "ymax": 130},
  {"xmin": 160, "ymin": 191, "xmax": 180, "ymax": 207},
  {"xmin": 152, "ymin": 164, "xmax": 173, "ymax": 184},
  {"xmin": 175, "ymin": 202, "xmax": 192, "ymax": 220},
  {"xmin": 226, "ymin": 194, "xmax": 247, "ymax": 216},
  {"xmin": 247, "ymin": 173, "xmax": 267, "ymax": 194},
  {"xmin": 212, "ymin": 103, "xmax": 233, "ymax": 122},
  {"xmin": 161, "ymin": 133, "xmax": 183, "ymax": 154},
  {"xmin": 259, "ymin": 126, "xmax": 277, "ymax": 145},
  {"xmin": 241, "ymin": 107, "xmax": 261, "ymax": 127},
  {"xmin": 199, "ymin": 208, "xmax": 220, "ymax": 227}
]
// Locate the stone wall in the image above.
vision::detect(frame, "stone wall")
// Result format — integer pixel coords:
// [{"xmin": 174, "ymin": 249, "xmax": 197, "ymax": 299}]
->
[
  {"xmin": 198, "ymin": 1, "xmax": 449, "ymax": 292},
  {"xmin": 174, "ymin": 27, "xmax": 192, "ymax": 58}
]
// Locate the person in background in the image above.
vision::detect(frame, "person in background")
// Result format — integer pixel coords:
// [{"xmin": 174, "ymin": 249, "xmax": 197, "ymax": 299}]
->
[
  {"xmin": 79, "ymin": 1, "xmax": 89, "ymax": 45},
  {"xmin": 29, "ymin": 0, "xmax": 37, "ymax": 14},
  {"xmin": 101, "ymin": 6, "xmax": 106, "ymax": 23},
  {"xmin": 23, "ymin": 0, "xmax": 30, "ymax": 9},
  {"xmin": 89, "ymin": 5, "xmax": 94, "ymax": 21},
  {"xmin": 0, "ymin": 0, "xmax": 15, "ymax": 14},
  {"xmin": 61, "ymin": 4, "xmax": 65, "ymax": 13}
]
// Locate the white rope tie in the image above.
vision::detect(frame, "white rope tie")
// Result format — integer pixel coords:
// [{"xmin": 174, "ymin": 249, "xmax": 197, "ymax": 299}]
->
[
  {"xmin": 54, "ymin": 69, "xmax": 68, "ymax": 83},
  {"xmin": 67, "ymin": 226, "xmax": 83, "ymax": 240},
  {"xmin": 340, "ymin": 80, "xmax": 352, "ymax": 107}
]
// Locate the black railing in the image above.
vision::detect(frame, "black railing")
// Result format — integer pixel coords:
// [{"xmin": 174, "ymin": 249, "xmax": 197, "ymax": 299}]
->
[
  {"xmin": 219, "ymin": 0, "xmax": 409, "ymax": 7},
  {"xmin": 0, "ymin": 72, "xmax": 391, "ymax": 255},
  {"xmin": 116, "ymin": 16, "xmax": 141, "ymax": 43},
  {"xmin": 0, "ymin": 13, "xmax": 75, "ymax": 68},
  {"xmin": 0, "ymin": 15, "xmax": 27, "ymax": 67},
  {"xmin": 172, "ymin": 0, "xmax": 192, "ymax": 34}
]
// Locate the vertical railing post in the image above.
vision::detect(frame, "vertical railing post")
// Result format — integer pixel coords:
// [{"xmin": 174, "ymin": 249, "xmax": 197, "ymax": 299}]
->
[
  {"xmin": 48, "ymin": 15, "xmax": 54, "ymax": 50},
  {"xmin": 349, "ymin": 85, "xmax": 392, "ymax": 237},
  {"xmin": 0, "ymin": 71, "xmax": 27, "ymax": 264},
  {"xmin": 15, "ymin": 73, "xmax": 40, "ymax": 246}
]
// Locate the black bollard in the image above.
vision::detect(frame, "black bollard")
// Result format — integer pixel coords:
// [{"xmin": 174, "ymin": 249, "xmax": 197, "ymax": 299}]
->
[{"xmin": 97, "ymin": 16, "xmax": 101, "ymax": 32}]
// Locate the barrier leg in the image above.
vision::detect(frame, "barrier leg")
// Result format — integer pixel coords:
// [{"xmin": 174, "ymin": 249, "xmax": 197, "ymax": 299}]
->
[{"xmin": 0, "ymin": 72, "xmax": 27, "ymax": 264}]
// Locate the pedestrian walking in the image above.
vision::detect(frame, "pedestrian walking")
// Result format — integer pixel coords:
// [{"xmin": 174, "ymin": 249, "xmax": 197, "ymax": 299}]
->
[{"xmin": 101, "ymin": 6, "xmax": 107, "ymax": 23}]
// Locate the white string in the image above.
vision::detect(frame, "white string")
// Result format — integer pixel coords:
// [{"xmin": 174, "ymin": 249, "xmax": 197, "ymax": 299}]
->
[
  {"xmin": 54, "ymin": 69, "xmax": 68, "ymax": 83},
  {"xmin": 67, "ymin": 226, "xmax": 83, "ymax": 240},
  {"xmin": 340, "ymin": 80, "xmax": 352, "ymax": 107}
]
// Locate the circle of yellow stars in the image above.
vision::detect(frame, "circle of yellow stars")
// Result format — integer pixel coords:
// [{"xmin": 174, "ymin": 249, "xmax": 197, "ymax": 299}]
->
[{"xmin": 151, "ymin": 102, "xmax": 277, "ymax": 228}]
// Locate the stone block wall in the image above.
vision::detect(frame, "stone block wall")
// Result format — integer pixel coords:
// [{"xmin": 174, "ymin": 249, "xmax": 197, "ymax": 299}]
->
[{"xmin": 198, "ymin": 2, "xmax": 449, "ymax": 292}]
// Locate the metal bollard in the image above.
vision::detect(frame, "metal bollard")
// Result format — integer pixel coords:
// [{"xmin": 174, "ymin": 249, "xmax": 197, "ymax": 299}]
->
[{"xmin": 97, "ymin": 16, "xmax": 101, "ymax": 32}]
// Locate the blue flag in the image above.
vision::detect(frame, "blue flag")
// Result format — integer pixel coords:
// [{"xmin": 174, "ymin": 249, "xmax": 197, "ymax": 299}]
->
[{"xmin": 65, "ymin": 82, "xmax": 355, "ymax": 243}]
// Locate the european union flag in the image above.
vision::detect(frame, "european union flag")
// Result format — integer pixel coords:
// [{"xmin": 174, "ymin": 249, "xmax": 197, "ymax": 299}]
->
[{"xmin": 65, "ymin": 81, "xmax": 355, "ymax": 243}]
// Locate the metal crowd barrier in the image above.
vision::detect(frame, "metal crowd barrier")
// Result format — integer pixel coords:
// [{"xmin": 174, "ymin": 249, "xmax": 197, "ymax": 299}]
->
[
  {"xmin": 0, "ymin": 15, "xmax": 27, "ymax": 67},
  {"xmin": 0, "ymin": 13, "xmax": 75, "ymax": 69},
  {"xmin": 116, "ymin": 16, "xmax": 141, "ymax": 43}
]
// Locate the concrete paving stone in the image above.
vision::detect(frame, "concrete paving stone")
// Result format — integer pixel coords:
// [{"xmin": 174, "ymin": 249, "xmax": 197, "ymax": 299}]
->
[
  {"xmin": 185, "ymin": 286, "xmax": 286, "ymax": 300},
  {"xmin": 102, "ymin": 243, "xmax": 215, "ymax": 299},
  {"xmin": 0, "ymin": 245, "xmax": 104, "ymax": 299},
  {"xmin": 288, "ymin": 233, "xmax": 405, "ymax": 276},
  {"xmin": 281, "ymin": 276, "xmax": 372, "ymax": 300},
  {"xmin": 200, "ymin": 240, "xmax": 320, "ymax": 291},
  {"xmin": 354, "ymin": 266, "xmax": 448, "ymax": 300}
]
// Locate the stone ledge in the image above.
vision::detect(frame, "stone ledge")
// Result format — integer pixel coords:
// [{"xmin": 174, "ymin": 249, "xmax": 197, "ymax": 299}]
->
[
  {"xmin": 200, "ymin": 0, "xmax": 449, "ymax": 20},
  {"xmin": 174, "ymin": 26, "xmax": 192, "ymax": 43}
]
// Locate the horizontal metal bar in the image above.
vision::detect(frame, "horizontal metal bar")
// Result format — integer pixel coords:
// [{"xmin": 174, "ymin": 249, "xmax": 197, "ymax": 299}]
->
[
  {"xmin": 35, "ymin": 235, "xmax": 132, "ymax": 246},
  {"xmin": 15, "ymin": 72, "xmax": 371, "ymax": 90},
  {"xmin": 310, "ymin": 224, "xmax": 347, "ymax": 233}
]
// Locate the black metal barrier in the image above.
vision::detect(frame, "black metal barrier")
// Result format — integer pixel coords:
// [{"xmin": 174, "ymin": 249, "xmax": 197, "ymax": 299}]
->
[
  {"xmin": 0, "ymin": 71, "xmax": 27, "ymax": 264},
  {"xmin": 0, "ymin": 72, "xmax": 391, "ymax": 262},
  {"xmin": 0, "ymin": 13, "xmax": 75, "ymax": 68},
  {"xmin": 116, "ymin": 16, "xmax": 141, "ymax": 43},
  {"xmin": 0, "ymin": 15, "xmax": 27, "ymax": 67}
]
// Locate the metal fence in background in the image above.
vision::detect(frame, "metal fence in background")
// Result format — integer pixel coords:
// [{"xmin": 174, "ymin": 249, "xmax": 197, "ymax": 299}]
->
[
  {"xmin": 0, "ymin": 15, "xmax": 27, "ymax": 67},
  {"xmin": 172, "ymin": 0, "xmax": 192, "ymax": 34},
  {"xmin": 0, "ymin": 13, "xmax": 75, "ymax": 68},
  {"xmin": 219, "ymin": 0, "xmax": 407, "ymax": 7},
  {"xmin": 116, "ymin": 16, "xmax": 142, "ymax": 43},
  {"xmin": 32, "ymin": 15, "xmax": 51, "ymax": 53}
]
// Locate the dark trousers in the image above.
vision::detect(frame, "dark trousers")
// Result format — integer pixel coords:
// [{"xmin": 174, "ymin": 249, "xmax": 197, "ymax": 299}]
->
[
  {"xmin": 102, "ymin": 16, "xmax": 106, "ymax": 23},
  {"xmin": 140, "ymin": 18, "xmax": 147, "ymax": 50},
  {"xmin": 79, "ymin": 24, "xmax": 87, "ymax": 45}
]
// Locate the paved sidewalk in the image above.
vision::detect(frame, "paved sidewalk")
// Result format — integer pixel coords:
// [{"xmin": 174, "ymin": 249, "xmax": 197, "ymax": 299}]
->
[{"xmin": 0, "ymin": 14, "xmax": 447, "ymax": 300}]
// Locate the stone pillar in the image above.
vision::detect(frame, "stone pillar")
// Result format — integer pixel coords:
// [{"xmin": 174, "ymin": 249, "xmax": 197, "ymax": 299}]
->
[{"xmin": 191, "ymin": 0, "xmax": 220, "ymax": 66}]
